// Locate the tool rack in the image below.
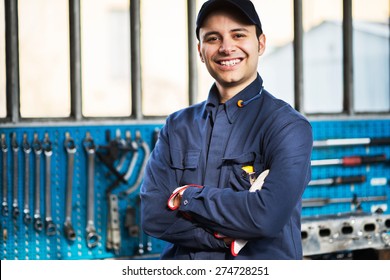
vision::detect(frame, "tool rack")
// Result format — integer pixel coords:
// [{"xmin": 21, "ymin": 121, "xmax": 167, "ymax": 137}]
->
[{"xmin": 1, "ymin": 119, "xmax": 390, "ymax": 259}]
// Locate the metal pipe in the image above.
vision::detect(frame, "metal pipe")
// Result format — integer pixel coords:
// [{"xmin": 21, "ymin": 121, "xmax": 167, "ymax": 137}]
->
[
  {"xmin": 343, "ymin": 0, "xmax": 354, "ymax": 115},
  {"xmin": 69, "ymin": 0, "xmax": 83, "ymax": 121},
  {"xmin": 187, "ymin": 0, "xmax": 198, "ymax": 106},
  {"xmin": 130, "ymin": 0, "xmax": 142, "ymax": 120},
  {"xmin": 293, "ymin": 0, "xmax": 303, "ymax": 113},
  {"xmin": 5, "ymin": 0, "xmax": 20, "ymax": 123}
]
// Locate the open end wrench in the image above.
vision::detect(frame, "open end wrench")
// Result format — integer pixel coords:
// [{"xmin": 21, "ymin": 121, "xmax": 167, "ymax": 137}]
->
[
  {"xmin": 83, "ymin": 133, "xmax": 100, "ymax": 248},
  {"xmin": 32, "ymin": 133, "xmax": 43, "ymax": 232},
  {"xmin": 22, "ymin": 134, "xmax": 32, "ymax": 224},
  {"xmin": 64, "ymin": 132, "xmax": 76, "ymax": 241},
  {"xmin": 1, "ymin": 134, "xmax": 9, "ymax": 217},
  {"xmin": 43, "ymin": 133, "xmax": 56, "ymax": 236},
  {"xmin": 11, "ymin": 133, "xmax": 20, "ymax": 219}
]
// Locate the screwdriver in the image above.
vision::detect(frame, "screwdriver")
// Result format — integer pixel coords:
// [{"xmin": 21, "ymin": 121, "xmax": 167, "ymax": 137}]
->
[
  {"xmin": 309, "ymin": 175, "xmax": 366, "ymax": 186},
  {"xmin": 313, "ymin": 137, "xmax": 390, "ymax": 148},
  {"xmin": 311, "ymin": 154, "xmax": 387, "ymax": 167},
  {"xmin": 302, "ymin": 195, "xmax": 387, "ymax": 207}
]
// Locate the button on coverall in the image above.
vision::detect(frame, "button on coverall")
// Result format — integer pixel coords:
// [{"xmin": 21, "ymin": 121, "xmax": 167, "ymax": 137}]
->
[{"xmin": 140, "ymin": 75, "xmax": 313, "ymax": 259}]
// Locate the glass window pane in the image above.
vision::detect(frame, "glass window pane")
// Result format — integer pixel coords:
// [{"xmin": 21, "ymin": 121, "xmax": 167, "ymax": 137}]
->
[
  {"xmin": 196, "ymin": 0, "xmax": 213, "ymax": 103},
  {"xmin": 81, "ymin": 0, "xmax": 131, "ymax": 117},
  {"xmin": 254, "ymin": 0, "xmax": 294, "ymax": 107},
  {"xmin": 0, "ymin": 3, "xmax": 5, "ymax": 118},
  {"xmin": 303, "ymin": 0, "xmax": 343, "ymax": 114},
  {"xmin": 196, "ymin": 0, "xmax": 295, "ymax": 107},
  {"xmin": 141, "ymin": 0, "xmax": 188, "ymax": 116},
  {"xmin": 19, "ymin": 0, "xmax": 71, "ymax": 118},
  {"xmin": 353, "ymin": 0, "xmax": 389, "ymax": 112}
]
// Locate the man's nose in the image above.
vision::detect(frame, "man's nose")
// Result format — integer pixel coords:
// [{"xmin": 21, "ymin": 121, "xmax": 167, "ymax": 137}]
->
[{"xmin": 219, "ymin": 38, "xmax": 236, "ymax": 54}]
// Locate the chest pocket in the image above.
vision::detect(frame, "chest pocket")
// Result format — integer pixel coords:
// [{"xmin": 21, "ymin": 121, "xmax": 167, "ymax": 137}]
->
[
  {"xmin": 170, "ymin": 148, "xmax": 201, "ymax": 185},
  {"xmin": 223, "ymin": 151, "xmax": 264, "ymax": 191}
]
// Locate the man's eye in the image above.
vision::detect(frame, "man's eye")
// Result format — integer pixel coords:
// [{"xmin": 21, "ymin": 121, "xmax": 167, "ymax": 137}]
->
[
  {"xmin": 205, "ymin": 36, "xmax": 219, "ymax": 42},
  {"xmin": 234, "ymin": 33, "xmax": 245, "ymax": 38}
]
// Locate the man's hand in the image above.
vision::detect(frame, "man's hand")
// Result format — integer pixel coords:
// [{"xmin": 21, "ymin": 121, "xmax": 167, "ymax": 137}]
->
[{"xmin": 173, "ymin": 191, "xmax": 183, "ymax": 208}]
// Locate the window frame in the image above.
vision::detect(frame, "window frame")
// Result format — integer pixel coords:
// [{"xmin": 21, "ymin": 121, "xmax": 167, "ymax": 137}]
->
[{"xmin": 1, "ymin": 0, "xmax": 389, "ymax": 125}]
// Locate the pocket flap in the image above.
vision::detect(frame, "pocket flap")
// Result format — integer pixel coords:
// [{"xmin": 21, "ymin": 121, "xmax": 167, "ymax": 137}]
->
[{"xmin": 170, "ymin": 149, "xmax": 200, "ymax": 169}]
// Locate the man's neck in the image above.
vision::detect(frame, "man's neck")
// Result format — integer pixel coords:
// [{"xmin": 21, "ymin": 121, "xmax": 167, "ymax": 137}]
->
[{"xmin": 216, "ymin": 77, "xmax": 257, "ymax": 103}]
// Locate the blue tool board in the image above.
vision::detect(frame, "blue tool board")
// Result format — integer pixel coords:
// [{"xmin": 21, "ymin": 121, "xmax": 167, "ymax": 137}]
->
[{"xmin": 0, "ymin": 119, "xmax": 389, "ymax": 259}]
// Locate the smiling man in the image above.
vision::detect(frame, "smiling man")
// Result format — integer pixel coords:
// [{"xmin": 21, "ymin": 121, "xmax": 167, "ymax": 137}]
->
[{"xmin": 141, "ymin": 0, "xmax": 313, "ymax": 260}]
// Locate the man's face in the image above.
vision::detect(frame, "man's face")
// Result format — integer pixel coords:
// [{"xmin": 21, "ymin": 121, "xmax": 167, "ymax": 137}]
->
[{"xmin": 198, "ymin": 10, "xmax": 265, "ymax": 93}]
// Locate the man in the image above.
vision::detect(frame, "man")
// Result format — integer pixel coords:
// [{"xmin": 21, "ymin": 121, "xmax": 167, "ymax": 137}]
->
[{"xmin": 140, "ymin": 0, "xmax": 312, "ymax": 260}]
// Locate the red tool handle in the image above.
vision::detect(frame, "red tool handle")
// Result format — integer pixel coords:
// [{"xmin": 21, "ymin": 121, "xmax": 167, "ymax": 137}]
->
[{"xmin": 342, "ymin": 154, "xmax": 387, "ymax": 166}]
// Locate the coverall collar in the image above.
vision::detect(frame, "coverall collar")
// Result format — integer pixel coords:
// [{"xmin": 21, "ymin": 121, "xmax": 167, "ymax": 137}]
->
[{"xmin": 205, "ymin": 74, "xmax": 264, "ymax": 124}]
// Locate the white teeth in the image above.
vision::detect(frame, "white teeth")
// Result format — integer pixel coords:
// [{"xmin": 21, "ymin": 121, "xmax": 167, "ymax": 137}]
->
[{"xmin": 220, "ymin": 59, "xmax": 240, "ymax": 66}]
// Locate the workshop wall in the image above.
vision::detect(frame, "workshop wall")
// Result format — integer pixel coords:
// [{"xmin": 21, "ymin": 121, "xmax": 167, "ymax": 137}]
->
[{"xmin": 0, "ymin": 119, "xmax": 389, "ymax": 259}]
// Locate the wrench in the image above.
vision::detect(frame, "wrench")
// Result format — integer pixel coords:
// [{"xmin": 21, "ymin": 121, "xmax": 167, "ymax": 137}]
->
[
  {"xmin": 11, "ymin": 133, "xmax": 20, "ymax": 219},
  {"xmin": 1, "ymin": 133, "xmax": 8, "ymax": 217},
  {"xmin": 43, "ymin": 133, "xmax": 56, "ymax": 236},
  {"xmin": 83, "ymin": 133, "xmax": 100, "ymax": 248},
  {"xmin": 22, "ymin": 133, "xmax": 32, "ymax": 224},
  {"xmin": 64, "ymin": 132, "xmax": 76, "ymax": 241},
  {"xmin": 32, "ymin": 133, "xmax": 43, "ymax": 232}
]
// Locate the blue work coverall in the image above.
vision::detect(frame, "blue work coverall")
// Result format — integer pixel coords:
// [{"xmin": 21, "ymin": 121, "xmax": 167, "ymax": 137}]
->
[{"xmin": 140, "ymin": 74, "xmax": 313, "ymax": 259}]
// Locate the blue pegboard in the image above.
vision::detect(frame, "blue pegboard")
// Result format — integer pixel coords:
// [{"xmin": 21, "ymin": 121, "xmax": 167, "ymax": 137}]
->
[
  {"xmin": 305, "ymin": 119, "xmax": 390, "ymax": 217},
  {"xmin": 0, "ymin": 124, "xmax": 165, "ymax": 260},
  {"xmin": 1, "ymin": 119, "xmax": 389, "ymax": 259}
]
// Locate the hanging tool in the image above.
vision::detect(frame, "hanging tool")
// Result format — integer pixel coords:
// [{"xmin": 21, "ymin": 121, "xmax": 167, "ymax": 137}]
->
[
  {"xmin": 135, "ymin": 196, "xmax": 144, "ymax": 255},
  {"xmin": 311, "ymin": 154, "xmax": 387, "ymax": 167},
  {"xmin": 302, "ymin": 194, "xmax": 387, "ymax": 208},
  {"xmin": 64, "ymin": 132, "xmax": 76, "ymax": 241},
  {"xmin": 119, "ymin": 131, "xmax": 150, "ymax": 198},
  {"xmin": 22, "ymin": 133, "xmax": 32, "ymax": 224},
  {"xmin": 115, "ymin": 130, "xmax": 139, "ymax": 174},
  {"xmin": 1, "ymin": 134, "xmax": 9, "ymax": 220},
  {"xmin": 32, "ymin": 133, "xmax": 43, "ymax": 232},
  {"xmin": 313, "ymin": 137, "xmax": 390, "ymax": 148},
  {"xmin": 43, "ymin": 133, "xmax": 56, "ymax": 236},
  {"xmin": 106, "ymin": 193, "xmax": 121, "ymax": 254},
  {"xmin": 309, "ymin": 175, "xmax": 366, "ymax": 186},
  {"xmin": 1, "ymin": 134, "xmax": 9, "ymax": 217},
  {"xmin": 11, "ymin": 133, "xmax": 20, "ymax": 219},
  {"xmin": 83, "ymin": 132, "xmax": 100, "ymax": 248}
]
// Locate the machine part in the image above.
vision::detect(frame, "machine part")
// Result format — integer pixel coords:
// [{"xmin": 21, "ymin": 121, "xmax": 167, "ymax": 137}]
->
[
  {"xmin": 1, "ymin": 134, "xmax": 9, "ymax": 216},
  {"xmin": 313, "ymin": 137, "xmax": 390, "ymax": 148},
  {"xmin": 22, "ymin": 133, "xmax": 32, "ymax": 224},
  {"xmin": 83, "ymin": 132, "xmax": 100, "ymax": 248},
  {"xmin": 63, "ymin": 132, "xmax": 76, "ymax": 241},
  {"xmin": 309, "ymin": 175, "xmax": 366, "ymax": 186},
  {"xmin": 301, "ymin": 212, "xmax": 390, "ymax": 256},
  {"xmin": 302, "ymin": 194, "xmax": 387, "ymax": 208},
  {"xmin": 43, "ymin": 133, "xmax": 56, "ymax": 236},
  {"xmin": 11, "ymin": 133, "xmax": 20, "ymax": 219},
  {"xmin": 106, "ymin": 194, "xmax": 121, "ymax": 254},
  {"xmin": 311, "ymin": 154, "xmax": 387, "ymax": 167},
  {"xmin": 32, "ymin": 133, "xmax": 43, "ymax": 232}
]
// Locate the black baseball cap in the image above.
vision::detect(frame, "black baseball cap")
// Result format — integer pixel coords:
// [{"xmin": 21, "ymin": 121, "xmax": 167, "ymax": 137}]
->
[{"xmin": 196, "ymin": 0, "xmax": 263, "ymax": 40}]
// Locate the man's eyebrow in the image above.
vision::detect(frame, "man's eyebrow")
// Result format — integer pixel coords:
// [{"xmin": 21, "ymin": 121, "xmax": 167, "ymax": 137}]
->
[
  {"xmin": 203, "ymin": 31, "xmax": 220, "ymax": 38},
  {"xmin": 230, "ymin": 27, "xmax": 250, "ymax": 33},
  {"xmin": 203, "ymin": 27, "xmax": 250, "ymax": 38}
]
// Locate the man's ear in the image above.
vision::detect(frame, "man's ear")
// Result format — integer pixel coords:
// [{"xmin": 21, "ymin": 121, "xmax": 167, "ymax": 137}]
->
[
  {"xmin": 258, "ymin": 34, "xmax": 266, "ymax": 56},
  {"xmin": 198, "ymin": 43, "xmax": 204, "ymax": 62}
]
